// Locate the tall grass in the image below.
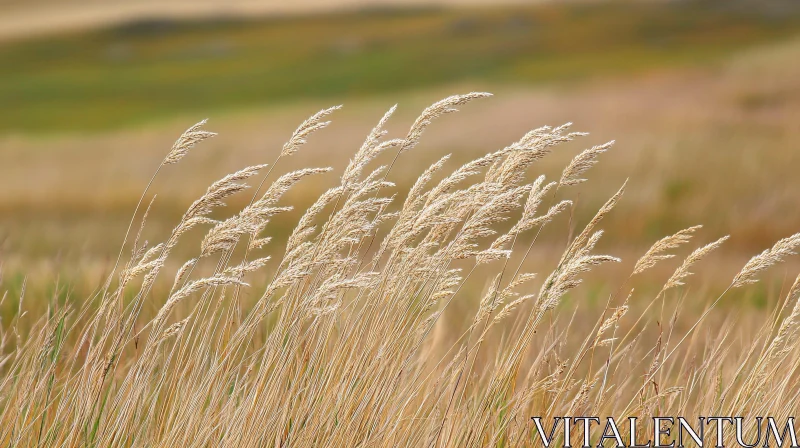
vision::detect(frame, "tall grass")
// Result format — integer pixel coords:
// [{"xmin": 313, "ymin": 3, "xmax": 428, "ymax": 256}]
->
[{"xmin": 1, "ymin": 94, "xmax": 799, "ymax": 447}]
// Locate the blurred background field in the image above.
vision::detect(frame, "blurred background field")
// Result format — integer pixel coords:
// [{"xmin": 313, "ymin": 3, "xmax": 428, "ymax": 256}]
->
[{"xmin": 1, "ymin": 0, "xmax": 799, "ymax": 301}]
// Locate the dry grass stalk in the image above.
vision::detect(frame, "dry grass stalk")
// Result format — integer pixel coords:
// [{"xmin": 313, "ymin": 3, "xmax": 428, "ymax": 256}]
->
[
  {"xmin": 633, "ymin": 225, "xmax": 702, "ymax": 275},
  {"xmin": 163, "ymin": 119, "xmax": 216, "ymax": 165},
  {"xmin": 733, "ymin": 233, "xmax": 800, "ymax": 288}
]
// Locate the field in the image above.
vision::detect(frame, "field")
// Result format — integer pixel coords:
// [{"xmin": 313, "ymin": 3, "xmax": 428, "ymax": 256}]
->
[
  {"xmin": 1, "ymin": 1, "xmax": 800, "ymax": 445},
  {"xmin": 2, "ymin": 92, "xmax": 800, "ymax": 446},
  {"xmin": 2, "ymin": 0, "xmax": 800, "ymax": 300},
  {"xmin": 2, "ymin": 1, "xmax": 800, "ymax": 133},
  {"xmin": 1, "ymin": 0, "xmax": 799, "ymax": 318},
  {"xmin": 3, "ymin": 32, "xmax": 800, "ymax": 262}
]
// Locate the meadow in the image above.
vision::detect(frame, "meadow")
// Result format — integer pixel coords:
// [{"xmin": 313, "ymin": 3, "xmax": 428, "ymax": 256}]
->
[
  {"xmin": 1, "ymin": 2, "xmax": 800, "ymax": 444},
  {"xmin": 2, "ymin": 2, "xmax": 800, "ymax": 264},
  {"xmin": 1, "ymin": 94, "xmax": 800, "ymax": 446},
  {"xmin": 2, "ymin": 1, "xmax": 800, "ymax": 132}
]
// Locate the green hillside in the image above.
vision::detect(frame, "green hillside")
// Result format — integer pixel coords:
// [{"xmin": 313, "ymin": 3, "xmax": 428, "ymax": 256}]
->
[{"xmin": 1, "ymin": 0, "xmax": 799, "ymax": 132}]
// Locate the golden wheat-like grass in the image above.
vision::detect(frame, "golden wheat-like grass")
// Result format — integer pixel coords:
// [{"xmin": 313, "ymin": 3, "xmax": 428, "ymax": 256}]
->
[{"xmin": 1, "ymin": 94, "xmax": 799, "ymax": 447}]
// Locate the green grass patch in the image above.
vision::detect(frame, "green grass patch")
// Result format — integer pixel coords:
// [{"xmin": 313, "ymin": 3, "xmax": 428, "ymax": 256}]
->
[{"xmin": 1, "ymin": 0, "xmax": 799, "ymax": 133}]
